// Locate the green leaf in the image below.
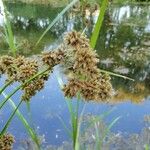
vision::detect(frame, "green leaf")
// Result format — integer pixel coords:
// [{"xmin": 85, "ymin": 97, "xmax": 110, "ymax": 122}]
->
[
  {"xmin": 1, "ymin": 92, "xmax": 41, "ymax": 149},
  {"xmin": 90, "ymin": 0, "xmax": 108, "ymax": 49},
  {"xmin": 36, "ymin": 0, "xmax": 79, "ymax": 46},
  {"xmin": 0, "ymin": 100, "xmax": 23, "ymax": 136},
  {"xmin": 99, "ymin": 69, "xmax": 135, "ymax": 81}
]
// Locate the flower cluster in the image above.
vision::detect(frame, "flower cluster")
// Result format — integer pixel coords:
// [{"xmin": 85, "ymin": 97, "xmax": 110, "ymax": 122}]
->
[
  {"xmin": 62, "ymin": 31, "xmax": 113, "ymax": 102},
  {"xmin": 0, "ymin": 55, "xmax": 50, "ymax": 101},
  {"xmin": 21, "ymin": 73, "xmax": 50, "ymax": 100},
  {"xmin": 0, "ymin": 134, "xmax": 14, "ymax": 150},
  {"xmin": 42, "ymin": 48, "xmax": 64, "ymax": 68}
]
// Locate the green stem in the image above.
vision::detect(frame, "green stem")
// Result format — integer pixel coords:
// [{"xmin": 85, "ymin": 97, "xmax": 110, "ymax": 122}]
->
[
  {"xmin": 90, "ymin": 0, "xmax": 108, "ymax": 49},
  {"xmin": 0, "ymin": 68, "xmax": 50, "ymax": 110},
  {"xmin": 99, "ymin": 69, "xmax": 134, "ymax": 81},
  {"xmin": 36, "ymin": 0, "xmax": 79, "ymax": 46},
  {"xmin": 0, "ymin": 80, "xmax": 13, "ymax": 95},
  {"xmin": 1, "ymin": 91, "xmax": 41, "ymax": 149},
  {"xmin": 0, "ymin": 100, "xmax": 23, "ymax": 136}
]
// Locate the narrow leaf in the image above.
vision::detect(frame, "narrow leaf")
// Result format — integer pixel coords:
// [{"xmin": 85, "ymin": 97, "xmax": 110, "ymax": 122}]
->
[
  {"xmin": 90, "ymin": 0, "xmax": 108, "ymax": 49},
  {"xmin": 36, "ymin": 0, "xmax": 79, "ymax": 46}
]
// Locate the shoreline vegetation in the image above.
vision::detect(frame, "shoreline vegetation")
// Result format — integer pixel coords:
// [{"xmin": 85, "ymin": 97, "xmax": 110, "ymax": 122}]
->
[
  {"xmin": 3, "ymin": 0, "xmax": 150, "ymax": 6},
  {"xmin": 3, "ymin": 0, "xmax": 69, "ymax": 7}
]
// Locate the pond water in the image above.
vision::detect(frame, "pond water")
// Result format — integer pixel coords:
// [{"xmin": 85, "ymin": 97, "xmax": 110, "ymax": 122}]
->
[{"xmin": 0, "ymin": 2, "xmax": 150, "ymax": 149}]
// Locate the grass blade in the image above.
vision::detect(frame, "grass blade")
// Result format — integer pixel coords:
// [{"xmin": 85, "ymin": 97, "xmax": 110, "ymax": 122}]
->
[
  {"xmin": 57, "ymin": 115, "xmax": 72, "ymax": 138},
  {"xmin": 0, "ymin": 68, "xmax": 49, "ymax": 110},
  {"xmin": 36, "ymin": 0, "xmax": 79, "ymax": 46},
  {"xmin": 2, "ymin": 0, "xmax": 17, "ymax": 56},
  {"xmin": 0, "ymin": 80, "xmax": 13, "ymax": 95},
  {"xmin": 75, "ymin": 104, "xmax": 86, "ymax": 150},
  {"xmin": 1, "ymin": 91, "xmax": 41, "ymax": 149},
  {"xmin": 99, "ymin": 69, "xmax": 134, "ymax": 81},
  {"xmin": 0, "ymin": 100, "xmax": 22, "ymax": 136},
  {"xmin": 90, "ymin": 0, "xmax": 108, "ymax": 49}
]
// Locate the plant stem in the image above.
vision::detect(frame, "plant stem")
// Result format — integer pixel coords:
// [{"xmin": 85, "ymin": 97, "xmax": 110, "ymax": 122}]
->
[
  {"xmin": 90, "ymin": 0, "xmax": 109, "ymax": 49},
  {"xmin": 0, "ymin": 68, "xmax": 50, "ymax": 110},
  {"xmin": 0, "ymin": 100, "xmax": 23, "ymax": 136},
  {"xmin": 36, "ymin": 0, "xmax": 79, "ymax": 46},
  {"xmin": 0, "ymin": 80, "xmax": 13, "ymax": 95},
  {"xmin": 99, "ymin": 69, "xmax": 134, "ymax": 81},
  {"xmin": 1, "ymin": 91, "xmax": 41, "ymax": 149}
]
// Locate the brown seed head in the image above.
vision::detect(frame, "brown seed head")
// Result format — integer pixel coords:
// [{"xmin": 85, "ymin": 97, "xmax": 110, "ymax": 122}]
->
[{"xmin": 0, "ymin": 134, "xmax": 14, "ymax": 150}]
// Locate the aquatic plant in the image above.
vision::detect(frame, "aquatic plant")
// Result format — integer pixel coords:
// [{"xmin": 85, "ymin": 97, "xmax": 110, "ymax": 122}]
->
[
  {"xmin": 0, "ymin": 31, "xmax": 114, "ymax": 102},
  {"xmin": 0, "ymin": 31, "xmax": 113, "ymax": 150},
  {"xmin": 0, "ymin": 0, "xmax": 135, "ymax": 149}
]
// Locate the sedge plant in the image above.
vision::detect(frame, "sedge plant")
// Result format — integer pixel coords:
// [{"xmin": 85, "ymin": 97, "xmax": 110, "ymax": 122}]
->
[{"xmin": 0, "ymin": 0, "xmax": 134, "ymax": 149}]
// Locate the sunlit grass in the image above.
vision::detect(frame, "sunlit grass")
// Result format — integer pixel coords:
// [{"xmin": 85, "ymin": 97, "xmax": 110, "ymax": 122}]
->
[{"xmin": 2, "ymin": 0, "xmax": 17, "ymax": 57}]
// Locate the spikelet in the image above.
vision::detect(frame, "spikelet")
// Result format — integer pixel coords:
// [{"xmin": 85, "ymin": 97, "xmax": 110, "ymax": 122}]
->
[
  {"xmin": 21, "ymin": 70, "xmax": 51, "ymax": 101},
  {"xmin": 0, "ymin": 55, "xmax": 51, "ymax": 101},
  {"xmin": 17, "ymin": 59, "xmax": 38, "ymax": 82},
  {"xmin": 42, "ymin": 48, "xmax": 64, "ymax": 68},
  {"xmin": 0, "ymin": 134, "xmax": 14, "ymax": 150},
  {"xmin": 64, "ymin": 31, "xmax": 89, "ymax": 48},
  {"xmin": 0, "ymin": 56, "xmax": 16, "ymax": 79},
  {"xmin": 13, "ymin": 55, "xmax": 26, "ymax": 68}
]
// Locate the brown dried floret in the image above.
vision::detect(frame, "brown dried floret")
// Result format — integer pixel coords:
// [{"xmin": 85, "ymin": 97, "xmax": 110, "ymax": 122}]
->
[
  {"xmin": 0, "ymin": 56, "xmax": 14, "ymax": 77},
  {"xmin": 17, "ymin": 59, "xmax": 38, "ymax": 82},
  {"xmin": 13, "ymin": 55, "xmax": 26, "ymax": 68},
  {"xmin": 21, "ymin": 76, "xmax": 46, "ymax": 101},
  {"xmin": 0, "ymin": 59, "xmax": 5, "ymax": 75},
  {"xmin": 64, "ymin": 31, "xmax": 89, "ymax": 48},
  {"xmin": 62, "ymin": 31, "xmax": 113, "ymax": 102},
  {"xmin": 1, "ymin": 56, "xmax": 14, "ymax": 67},
  {"xmin": 0, "ymin": 134, "xmax": 14, "ymax": 150},
  {"xmin": 42, "ymin": 49, "xmax": 64, "ymax": 68},
  {"xmin": 63, "ymin": 76, "xmax": 112, "ymax": 102}
]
